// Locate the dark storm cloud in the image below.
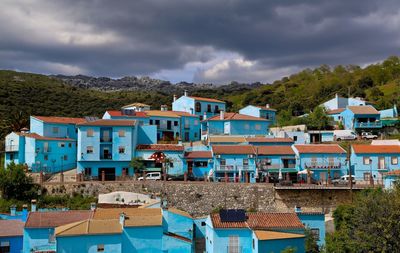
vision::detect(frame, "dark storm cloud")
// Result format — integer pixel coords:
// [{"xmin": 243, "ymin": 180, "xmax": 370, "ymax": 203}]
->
[{"xmin": 0, "ymin": 0, "xmax": 399, "ymax": 82}]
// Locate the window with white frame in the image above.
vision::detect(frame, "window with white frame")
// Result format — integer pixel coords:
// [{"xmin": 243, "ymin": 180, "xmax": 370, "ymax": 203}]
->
[
  {"xmin": 86, "ymin": 146, "xmax": 94, "ymax": 154},
  {"xmin": 363, "ymin": 157, "xmax": 371, "ymax": 165},
  {"xmin": 363, "ymin": 172, "xmax": 371, "ymax": 181},
  {"xmin": 118, "ymin": 130, "xmax": 125, "ymax": 137},
  {"xmin": 97, "ymin": 244, "xmax": 105, "ymax": 252},
  {"xmin": 392, "ymin": 157, "xmax": 398, "ymax": 165},
  {"xmin": 119, "ymin": 146, "xmax": 125, "ymax": 154},
  {"xmin": 87, "ymin": 129, "xmax": 94, "ymax": 137},
  {"xmin": 58, "ymin": 142, "xmax": 65, "ymax": 148},
  {"xmin": 0, "ymin": 241, "xmax": 10, "ymax": 253},
  {"xmin": 243, "ymin": 159, "xmax": 249, "ymax": 166},
  {"xmin": 255, "ymin": 124, "xmax": 261, "ymax": 130},
  {"xmin": 228, "ymin": 235, "xmax": 239, "ymax": 253},
  {"xmin": 220, "ymin": 159, "xmax": 226, "ymax": 166}
]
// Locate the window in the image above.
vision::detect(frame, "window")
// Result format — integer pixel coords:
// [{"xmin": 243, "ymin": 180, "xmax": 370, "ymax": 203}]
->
[
  {"xmin": 207, "ymin": 104, "xmax": 211, "ymax": 112},
  {"xmin": 214, "ymin": 105, "xmax": 219, "ymax": 113},
  {"xmin": 97, "ymin": 244, "xmax": 105, "ymax": 252},
  {"xmin": 252, "ymin": 239, "xmax": 255, "ymax": 249},
  {"xmin": 311, "ymin": 228, "xmax": 320, "ymax": 241},
  {"xmin": 155, "ymin": 120, "xmax": 160, "ymax": 125},
  {"xmin": 119, "ymin": 146, "xmax": 125, "ymax": 154},
  {"xmin": 293, "ymin": 136, "xmax": 298, "ymax": 141},
  {"xmin": 243, "ymin": 159, "xmax": 249, "ymax": 166},
  {"xmin": 174, "ymin": 121, "xmax": 178, "ymax": 126},
  {"xmin": 195, "ymin": 102, "xmax": 201, "ymax": 112},
  {"xmin": 44, "ymin": 155, "xmax": 48, "ymax": 161},
  {"xmin": 265, "ymin": 113, "xmax": 270, "ymax": 120},
  {"xmin": 201, "ymin": 221, "xmax": 206, "ymax": 226},
  {"xmin": 150, "ymin": 120, "xmax": 153, "ymax": 125},
  {"xmin": 63, "ymin": 155, "xmax": 68, "ymax": 161},
  {"xmin": 9, "ymin": 153, "xmax": 14, "ymax": 161},
  {"xmin": 311, "ymin": 157, "xmax": 317, "ymax": 166},
  {"xmin": 220, "ymin": 159, "xmax": 226, "ymax": 166},
  {"xmin": 363, "ymin": 157, "xmax": 371, "ymax": 165},
  {"xmin": 52, "ymin": 127, "xmax": 59, "ymax": 134},
  {"xmin": 364, "ymin": 172, "xmax": 371, "ymax": 181},
  {"xmin": 169, "ymin": 162, "xmax": 174, "ymax": 168},
  {"xmin": 255, "ymin": 124, "xmax": 261, "ymax": 130},
  {"xmin": 87, "ymin": 129, "xmax": 94, "ymax": 137},
  {"xmin": 68, "ymin": 143, "xmax": 72, "ymax": 148},
  {"xmin": 228, "ymin": 236, "xmax": 239, "ymax": 253},
  {"xmin": 84, "ymin": 168, "xmax": 92, "ymax": 175},
  {"xmin": 194, "ymin": 161, "xmax": 208, "ymax": 167},
  {"xmin": 59, "ymin": 142, "xmax": 65, "ymax": 148},
  {"xmin": 0, "ymin": 241, "xmax": 10, "ymax": 253},
  {"xmin": 194, "ymin": 120, "xmax": 199, "ymax": 125},
  {"xmin": 194, "ymin": 132, "xmax": 198, "ymax": 138},
  {"xmin": 392, "ymin": 157, "xmax": 398, "ymax": 165},
  {"xmin": 118, "ymin": 130, "xmax": 125, "ymax": 137},
  {"xmin": 86, "ymin": 146, "xmax": 94, "ymax": 154},
  {"xmin": 244, "ymin": 123, "xmax": 250, "ymax": 129}
]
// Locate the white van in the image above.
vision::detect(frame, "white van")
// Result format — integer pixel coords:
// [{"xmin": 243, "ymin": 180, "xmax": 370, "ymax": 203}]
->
[
  {"xmin": 138, "ymin": 172, "xmax": 162, "ymax": 181},
  {"xmin": 333, "ymin": 130, "xmax": 357, "ymax": 141}
]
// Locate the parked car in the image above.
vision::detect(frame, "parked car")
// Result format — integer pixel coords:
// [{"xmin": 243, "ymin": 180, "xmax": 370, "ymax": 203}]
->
[
  {"xmin": 333, "ymin": 130, "xmax": 357, "ymax": 141},
  {"xmin": 361, "ymin": 132, "xmax": 378, "ymax": 140},
  {"xmin": 332, "ymin": 175, "xmax": 356, "ymax": 186},
  {"xmin": 138, "ymin": 172, "xmax": 162, "ymax": 181},
  {"xmin": 167, "ymin": 174, "xmax": 196, "ymax": 181}
]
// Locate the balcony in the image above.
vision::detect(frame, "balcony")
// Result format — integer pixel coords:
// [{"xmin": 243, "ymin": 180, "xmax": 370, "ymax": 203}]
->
[
  {"xmin": 184, "ymin": 124, "xmax": 190, "ymax": 129},
  {"xmin": 5, "ymin": 145, "xmax": 18, "ymax": 152},
  {"xmin": 217, "ymin": 165, "xmax": 252, "ymax": 171},
  {"xmin": 100, "ymin": 137, "xmax": 112, "ymax": 142},
  {"xmin": 354, "ymin": 121, "xmax": 382, "ymax": 128},
  {"xmin": 305, "ymin": 162, "xmax": 342, "ymax": 170},
  {"xmin": 100, "ymin": 154, "xmax": 112, "ymax": 160},
  {"xmin": 259, "ymin": 163, "xmax": 296, "ymax": 170}
]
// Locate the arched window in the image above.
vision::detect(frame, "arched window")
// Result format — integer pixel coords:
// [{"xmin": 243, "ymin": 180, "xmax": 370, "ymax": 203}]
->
[{"xmin": 195, "ymin": 102, "xmax": 201, "ymax": 112}]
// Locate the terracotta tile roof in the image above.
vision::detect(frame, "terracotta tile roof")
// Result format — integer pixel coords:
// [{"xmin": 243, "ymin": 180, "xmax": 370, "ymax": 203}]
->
[
  {"xmin": 122, "ymin": 102, "xmax": 150, "ymax": 108},
  {"xmin": 167, "ymin": 208, "xmax": 192, "ymax": 218},
  {"xmin": 209, "ymin": 136, "xmax": 246, "ymax": 143},
  {"xmin": 256, "ymin": 146, "xmax": 295, "ymax": 156},
  {"xmin": 348, "ymin": 106, "xmax": 380, "ymax": 115},
  {"xmin": 55, "ymin": 219, "xmax": 122, "ymax": 236},
  {"xmin": 136, "ymin": 144, "xmax": 184, "ymax": 151},
  {"xmin": 245, "ymin": 137, "xmax": 294, "ymax": 143},
  {"xmin": 326, "ymin": 108, "xmax": 345, "ymax": 115},
  {"xmin": 385, "ymin": 170, "xmax": 400, "ymax": 176},
  {"xmin": 207, "ymin": 112, "xmax": 268, "ymax": 121},
  {"xmin": 211, "ymin": 212, "xmax": 304, "ymax": 229},
  {"xmin": 184, "ymin": 151, "xmax": 213, "ymax": 159},
  {"xmin": 0, "ymin": 220, "xmax": 24, "ymax": 237},
  {"xmin": 352, "ymin": 145, "xmax": 400, "ymax": 154},
  {"xmin": 294, "ymin": 144, "xmax": 346, "ymax": 154},
  {"xmin": 144, "ymin": 110, "xmax": 181, "ymax": 118},
  {"xmin": 15, "ymin": 132, "xmax": 75, "ymax": 141},
  {"xmin": 188, "ymin": 96, "xmax": 225, "ymax": 103},
  {"xmin": 32, "ymin": 116, "xmax": 87, "ymax": 124},
  {"xmin": 212, "ymin": 145, "xmax": 255, "ymax": 155},
  {"xmin": 93, "ymin": 208, "xmax": 162, "ymax": 227},
  {"xmin": 25, "ymin": 210, "xmax": 93, "ymax": 228},
  {"xmin": 254, "ymin": 230, "xmax": 305, "ymax": 241},
  {"xmin": 106, "ymin": 110, "xmax": 148, "ymax": 118},
  {"xmin": 171, "ymin": 111, "xmax": 198, "ymax": 117},
  {"xmin": 78, "ymin": 119, "xmax": 137, "ymax": 126}
]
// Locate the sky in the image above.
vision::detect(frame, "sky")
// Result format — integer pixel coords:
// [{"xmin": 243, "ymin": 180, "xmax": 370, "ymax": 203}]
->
[{"xmin": 0, "ymin": 0, "xmax": 399, "ymax": 84}]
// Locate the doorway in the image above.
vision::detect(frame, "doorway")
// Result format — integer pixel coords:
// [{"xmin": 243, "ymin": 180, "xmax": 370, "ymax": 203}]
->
[{"xmin": 98, "ymin": 168, "xmax": 116, "ymax": 181}]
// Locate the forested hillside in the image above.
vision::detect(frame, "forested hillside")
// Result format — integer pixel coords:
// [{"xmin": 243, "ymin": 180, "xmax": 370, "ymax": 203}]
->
[{"xmin": 1, "ymin": 56, "xmax": 399, "ymax": 140}]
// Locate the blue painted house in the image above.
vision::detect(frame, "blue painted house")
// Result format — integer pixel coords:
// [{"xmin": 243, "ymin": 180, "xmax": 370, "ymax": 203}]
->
[
  {"xmin": 202, "ymin": 112, "xmax": 269, "ymax": 138},
  {"xmin": 340, "ymin": 106, "xmax": 382, "ymax": 131},
  {"xmin": 0, "ymin": 220, "xmax": 24, "ymax": 253},
  {"xmin": 23, "ymin": 210, "xmax": 92, "ymax": 253},
  {"xmin": 211, "ymin": 145, "xmax": 256, "ymax": 183},
  {"xmin": 321, "ymin": 94, "xmax": 370, "ymax": 111},
  {"xmin": 172, "ymin": 92, "xmax": 226, "ymax": 120},
  {"xmin": 183, "ymin": 151, "xmax": 213, "ymax": 179},
  {"xmin": 135, "ymin": 144, "xmax": 185, "ymax": 176},
  {"xmin": 351, "ymin": 144, "xmax": 400, "ymax": 184},
  {"xmin": 293, "ymin": 144, "xmax": 347, "ymax": 182},
  {"xmin": 239, "ymin": 104, "xmax": 277, "ymax": 125},
  {"xmin": 77, "ymin": 119, "xmax": 139, "ymax": 180},
  {"xmin": 295, "ymin": 209, "xmax": 326, "ymax": 247},
  {"xmin": 206, "ymin": 210, "xmax": 306, "ymax": 253}
]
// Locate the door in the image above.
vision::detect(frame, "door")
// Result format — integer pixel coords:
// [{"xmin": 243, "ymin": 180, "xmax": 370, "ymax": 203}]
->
[
  {"xmin": 185, "ymin": 132, "xmax": 189, "ymax": 141},
  {"xmin": 103, "ymin": 148, "xmax": 110, "ymax": 159},
  {"xmin": 167, "ymin": 120, "xmax": 172, "ymax": 130},
  {"xmin": 320, "ymin": 172, "xmax": 326, "ymax": 183},
  {"xmin": 224, "ymin": 122, "xmax": 230, "ymax": 134},
  {"xmin": 378, "ymin": 157, "xmax": 385, "ymax": 170},
  {"xmin": 188, "ymin": 161, "xmax": 193, "ymax": 175},
  {"xmin": 98, "ymin": 168, "xmax": 116, "ymax": 181}
]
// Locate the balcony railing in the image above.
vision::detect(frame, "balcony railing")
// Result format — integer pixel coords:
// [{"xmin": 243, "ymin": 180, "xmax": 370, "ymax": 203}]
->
[
  {"xmin": 217, "ymin": 165, "xmax": 252, "ymax": 171},
  {"xmin": 100, "ymin": 137, "xmax": 112, "ymax": 142},
  {"xmin": 226, "ymin": 246, "xmax": 243, "ymax": 253},
  {"xmin": 305, "ymin": 162, "xmax": 342, "ymax": 169},
  {"xmin": 100, "ymin": 154, "xmax": 112, "ymax": 160},
  {"xmin": 184, "ymin": 124, "xmax": 190, "ymax": 129},
  {"xmin": 5, "ymin": 145, "xmax": 18, "ymax": 152},
  {"xmin": 354, "ymin": 121, "xmax": 382, "ymax": 128},
  {"xmin": 259, "ymin": 163, "xmax": 296, "ymax": 170}
]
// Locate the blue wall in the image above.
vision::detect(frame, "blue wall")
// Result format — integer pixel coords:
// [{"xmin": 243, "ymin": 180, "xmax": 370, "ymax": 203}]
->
[
  {"xmin": 163, "ymin": 210, "xmax": 193, "ymax": 239},
  {"xmin": 172, "ymin": 96, "xmax": 226, "ymax": 119},
  {"xmin": 0, "ymin": 236, "xmax": 23, "ymax": 253},
  {"xmin": 297, "ymin": 213, "xmax": 325, "ymax": 247},
  {"xmin": 122, "ymin": 226, "xmax": 163, "ymax": 253},
  {"xmin": 213, "ymin": 154, "xmax": 256, "ymax": 182},
  {"xmin": 57, "ymin": 234, "xmax": 122, "ymax": 253},
  {"xmin": 23, "ymin": 228, "xmax": 55, "ymax": 253}
]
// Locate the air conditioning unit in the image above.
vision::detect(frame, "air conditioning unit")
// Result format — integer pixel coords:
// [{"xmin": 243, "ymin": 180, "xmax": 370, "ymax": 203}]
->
[
  {"xmin": 215, "ymin": 155, "xmax": 221, "ymax": 159},
  {"xmin": 208, "ymin": 159, "xmax": 213, "ymax": 163},
  {"xmin": 248, "ymin": 154, "xmax": 254, "ymax": 158}
]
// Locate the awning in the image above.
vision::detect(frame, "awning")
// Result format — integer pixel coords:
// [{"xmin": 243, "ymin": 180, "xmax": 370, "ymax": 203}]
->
[{"xmin": 143, "ymin": 167, "xmax": 162, "ymax": 172}]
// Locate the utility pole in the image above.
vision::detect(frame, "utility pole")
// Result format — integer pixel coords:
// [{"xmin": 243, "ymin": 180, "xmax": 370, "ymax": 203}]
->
[{"xmin": 348, "ymin": 146, "xmax": 353, "ymax": 202}]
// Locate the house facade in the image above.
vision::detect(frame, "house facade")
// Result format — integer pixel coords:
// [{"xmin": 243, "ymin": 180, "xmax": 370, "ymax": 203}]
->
[
  {"xmin": 183, "ymin": 151, "xmax": 213, "ymax": 179},
  {"xmin": 340, "ymin": 106, "xmax": 382, "ymax": 131},
  {"xmin": 0, "ymin": 220, "xmax": 24, "ymax": 253},
  {"xmin": 239, "ymin": 104, "xmax": 277, "ymax": 125}
]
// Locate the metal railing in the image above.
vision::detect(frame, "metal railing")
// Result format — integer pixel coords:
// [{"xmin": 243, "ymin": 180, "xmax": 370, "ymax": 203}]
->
[
  {"xmin": 259, "ymin": 163, "xmax": 296, "ymax": 170},
  {"xmin": 354, "ymin": 121, "xmax": 382, "ymax": 128},
  {"xmin": 100, "ymin": 154, "xmax": 113, "ymax": 160},
  {"xmin": 226, "ymin": 246, "xmax": 243, "ymax": 253},
  {"xmin": 217, "ymin": 165, "xmax": 252, "ymax": 171},
  {"xmin": 5, "ymin": 145, "xmax": 18, "ymax": 152},
  {"xmin": 100, "ymin": 137, "xmax": 112, "ymax": 142},
  {"xmin": 305, "ymin": 162, "xmax": 342, "ymax": 169}
]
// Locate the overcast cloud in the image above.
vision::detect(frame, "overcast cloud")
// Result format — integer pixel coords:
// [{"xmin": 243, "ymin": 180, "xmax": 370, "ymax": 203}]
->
[{"xmin": 0, "ymin": 0, "xmax": 399, "ymax": 84}]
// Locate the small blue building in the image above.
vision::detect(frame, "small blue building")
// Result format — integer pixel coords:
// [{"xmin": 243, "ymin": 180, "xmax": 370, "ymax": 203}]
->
[
  {"xmin": 172, "ymin": 92, "xmax": 226, "ymax": 120},
  {"xmin": 295, "ymin": 210, "xmax": 326, "ymax": 247},
  {"xmin": 340, "ymin": 106, "xmax": 382, "ymax": 132},
  {"xmin": 239, "ymin": 104, "xmax": 277, "ymax": 125},
  {"xmin": 293, "ymin": 144, "xmax": 348, "ymax": 182},
  {"xmin": 206, "ymin": 210, "xmax": 306, "ymax": 253},
  {"xmin": 202, "ymin": 112, "xmax": 269, "ymax": 137},
  {"xmin": 183, "ymin": 151, "xmax": 213, "ymax": 179},
  {"xmin": 351, "ymin": 144, "xmax": 400, "ymax": 184},
  {"xmin": 211, "ymin": 145, "xmax": 256, "ymax": 183},
  {"xmin": 0, "ymin": 220, "xmax": 24, "ymax": 253}
]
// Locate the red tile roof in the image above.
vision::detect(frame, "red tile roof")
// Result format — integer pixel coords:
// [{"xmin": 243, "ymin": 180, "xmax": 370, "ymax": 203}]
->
[
  {"xmin": 171, "ymin": 111, "xmax": 199, "ymax": 117},
  {"xmin": 0, "ymin": 220, "xmax": 24, "ymax": 237},
  {"xmin": 348, "ymin": 106, "xmax": 379, "ymax": 115},
  {"xmin": 32, "ymin": 116, "xmax": 86, "ymax": 124},
  {"xmin": 352, "ymin": 145, "xmax": 400, "ymax": 154},
  {"xmin": 386, "ymin": 170, "xmax": 400, "ymax": 176},
  {"xmin": 184, "ymin": 151, "xmax": 213, "ymax": 159},
  {"xmin": 256, "ymin": 146, "xmax": 295, "ymax": 156},
  {"xmin": 78, "ymin": 119, "xmax": 137, "ymax": 126},
  {"xmin": 136, "ymin": 144, "xmax": 184, "ymax": 151},
  {"xmin": 16, "ymin": 132, "xmax": 75, "ymax": 141},
  {"xmin": 211, "ymin": 212, "xmax": 304, "ymax": 229},
  {"xmin": 326, "ymin": 108, "xmax": 345, "ymax": 115},
  {"xmin": 207, "ymin": 112, "xmax": 268, "ymax": 121},
  {"xmin": 294, "ymin": 144, "xmax": 346, "ymax": 154},
  {"xmin": 188, "ymin": 96, "xmax": 225, "ymax": 103},
  {"xmin": 246, "ymin": 137, "xmax": 294, "ymax": 143},
  {"xmin": 25, "ymin": 210, "xmax": 93, "ymax": 228},
  {"xmin": 106, "ymin": 110, "xmax": 148, "ymax": 118},
  {"xmin": 212, "ymin": 145, "xmax": 255, "ymax": 155}
]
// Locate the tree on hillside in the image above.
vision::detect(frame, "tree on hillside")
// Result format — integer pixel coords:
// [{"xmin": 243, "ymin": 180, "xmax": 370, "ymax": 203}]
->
[
  {"xmin": 306, "ymin": 106, "xmax": 332, "ymax": 130},
  {"xmin": 0, "ymin": 111, "xmax": 29, "ymax": 138},
  {"xmin": 326, "ymin": 185, "xmax": 400, "ymax": 252}
]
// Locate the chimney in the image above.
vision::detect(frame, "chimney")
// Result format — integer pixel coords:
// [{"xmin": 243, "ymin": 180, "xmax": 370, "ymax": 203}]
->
[
  {"xmin": 10, "ymin": 205, "xmax": 16, "ymax": 216},
  {"xmin": 173, "ymin": 94, "xmax": 177, "ymax": 102},
  {"xmin": 161, "ymin": 105, "xmax": 168, "ymax": 111},
  {"xmin": 220, "ymin": 110, "xmax": 225, "ymax": 120},
  {"xmin": 119, "ymin": 212, "xmax": 125, "ymax": 226},
  {"xmin": 21, "ymin": 127, "xmax": 29, "ymax": 134},
  {"xmin": 31, "ymin": 199, "xmax": 37, "ymax": 212},
  {"xmin": 294, "ymin": 206, "xmax": 302, "ymax": 213},
  {"xmin": 22, "ymin": 204, "xmax": 28, "ymax": 221},
  {"xmin": 266, "ymin": 104, "xmax": 270, "ymax": 109},
  {"xmin": 203, "ymin": 112, "xmax": 207, "ymax": 120},
  {"xmin": 90, "ymin": 202, "xmax": 96, "ymax": 211},
  {"xmin": 184, "ymin": 90, "xmax": 188, "ymax": 97}
]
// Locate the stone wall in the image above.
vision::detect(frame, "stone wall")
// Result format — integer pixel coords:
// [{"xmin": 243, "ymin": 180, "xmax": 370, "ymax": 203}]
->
[{"xmin": 43, "ymin": 181, "xmax": 355, "ymax": 217}]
